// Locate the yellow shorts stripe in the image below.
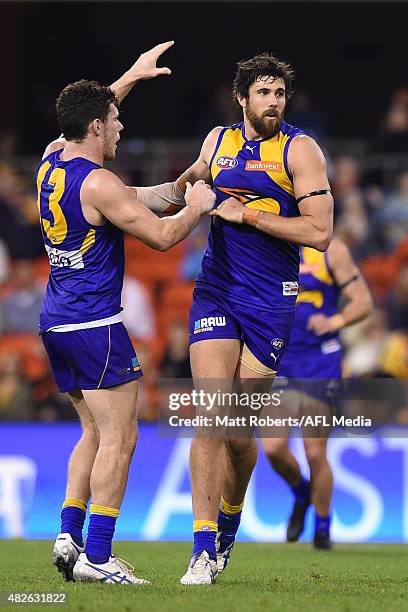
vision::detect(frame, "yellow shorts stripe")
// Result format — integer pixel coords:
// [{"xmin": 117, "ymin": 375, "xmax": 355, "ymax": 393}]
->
[
  {"xmin": 193, "ymin": 519, "xmax": 218, "ymax": 532},
  {"xmin": 220, "ymin": 496, "xmax": 244, "ymax": 515},
  {"xmin": 62, "ymin": 498, "xmax": 87, "ymax": 512},
  {"xmin": 90, "ymin": 504, "xmax": 120, "ymax": 518},
  {"xmin": 239, "ymin": 344, "xmax": 277, "ymax": 377}
]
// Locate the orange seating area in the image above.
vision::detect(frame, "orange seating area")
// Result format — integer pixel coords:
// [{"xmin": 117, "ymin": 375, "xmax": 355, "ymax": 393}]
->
[{"xmin": 6, "ymin": 234, "xmax": 407, "ymax": 383}]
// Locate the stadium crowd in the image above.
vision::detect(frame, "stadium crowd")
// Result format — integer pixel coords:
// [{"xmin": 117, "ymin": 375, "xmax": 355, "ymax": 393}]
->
[{"xmin": 0, "ymin": 86, "xmax": 407, "ymax": 422}]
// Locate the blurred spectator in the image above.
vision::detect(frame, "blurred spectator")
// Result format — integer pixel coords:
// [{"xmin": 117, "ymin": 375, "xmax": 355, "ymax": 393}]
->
[
  {"xmin": 194, "ymin": 83, "xmax": 241, "ymax": 137},
  {"xmin": 121, "ymin": 276, "xmax": 156, "ymax": 341},
  {"xmin": 0, "ymin": 163, "xmax": 44, "ymax": 259},
  {"xmin": 0, "ymin": 239, "xmax": 10, "ymax": 286},
  {"xmin": 387, "ymin": 263, "xmax": 408, "ymax": 332},
  {"xmin": 179, "ymin": 220, "xmax": 209, "ymax": 281},
  {"xmin": 286, "ymin": 89, "xmax": 328, "ymax": 141},
  {"xmin": 378, "ymin": 171, "xmax": 408, "ymax": 250},
  {"xmin": 374, "ymin": 88, "xmax": 408, "ymax": 154},
  {"xmin": 0, "ymin": 260, "xmax": 44, "ymax": 333},
  {"xmin": 0, "ymin": 351, "xmax": 35, "ymax": 420},
  {"xmin": 332, "ymin": 155, "xmax": 369, "ymax": 258},
  {"xmin": 160, "ymin": 320, "xmax": 191, "ymax": 379}
]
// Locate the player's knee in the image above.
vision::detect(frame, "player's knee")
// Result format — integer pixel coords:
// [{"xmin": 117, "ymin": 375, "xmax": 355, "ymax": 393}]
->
[
  {"xmin": 305, "ymin": 445, "xmax": 327, "ymax": 468},
  {"xmin": 81, "ymin": 423, "xmax": 99, "ymax": 446},
  {"xmin": 263, "ymin": 438, "xmax": 288, "ymax": 460},
  {"xmin": 227, "ymin": 437, "xmax": 255, "ymax": 459}
]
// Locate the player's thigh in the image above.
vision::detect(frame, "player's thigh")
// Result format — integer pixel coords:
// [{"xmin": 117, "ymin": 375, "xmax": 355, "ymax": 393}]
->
[
  {"xmin": 82, "ymin": 379, "xmax": 139, "ymax": 441},
  {"xmin": 190, "ymin": 338, "xmax": 242, "ymax": 379},
  {"xmin": 189, "ymin": 289, "xmax": 242, "ymax": 379},
  {"xmin": 69, "ymin": 389, "xmax": 98, "ymax": 436}
]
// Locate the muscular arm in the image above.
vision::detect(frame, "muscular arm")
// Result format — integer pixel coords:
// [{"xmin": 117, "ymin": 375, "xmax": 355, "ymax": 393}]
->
[
  {"xmin": 131, "ymin": 127, "xmax": 221, "ymax": 213},
  {"xmin": 210, "ymin": 135, "xmax": 333, "ymax": 251},
  {"xmin": 307, "ymin": 237, "xmax": 374, "ymax": 335},
  {"xmin": 81, "ymin": 169, "xmax": 215, "ymax": 251},
  {"xmin": 42, "ymin": 42, "xmax": 174, "ymax": 159}
]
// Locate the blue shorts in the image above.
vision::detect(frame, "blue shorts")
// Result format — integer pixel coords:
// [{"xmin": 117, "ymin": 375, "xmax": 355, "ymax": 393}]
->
[
  {"xmin": 189, "ymin": 289, "xmax": 294, "ymax": 372},
  {"xmin": 42, "ymin": 323, "xmax": 143, "ymax": 393},
  {"xmin": 277, "ymin": 345, "xmax": 342, "ymax": 405}
]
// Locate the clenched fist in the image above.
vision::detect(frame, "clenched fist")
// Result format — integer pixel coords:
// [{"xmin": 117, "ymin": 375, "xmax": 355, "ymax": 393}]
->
[{"xmin": 185, "ymin": 181, "xmax": 216, "ymax": 215}]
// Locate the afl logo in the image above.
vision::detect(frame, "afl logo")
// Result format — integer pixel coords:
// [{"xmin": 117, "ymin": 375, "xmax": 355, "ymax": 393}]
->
[
  {"xmin": 271, "ymin": 338, "xmax": 285, "ymax": 350},
  {"xmin": 216, "ymin": 155, "xmax": 238, "ymax": 169}
]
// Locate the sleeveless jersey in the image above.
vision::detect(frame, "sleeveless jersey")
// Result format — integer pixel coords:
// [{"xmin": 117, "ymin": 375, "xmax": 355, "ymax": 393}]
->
[
  {"xmin": 195, "ymin": 121, "xmax": 304, "ymax": 311},
  {"xmin": 37, "ymin": 149, "xmax": 124, "ymax": 333},
  {"xmin": 286, "ymin": 246, "xmax": 341, "ymax": 353}
]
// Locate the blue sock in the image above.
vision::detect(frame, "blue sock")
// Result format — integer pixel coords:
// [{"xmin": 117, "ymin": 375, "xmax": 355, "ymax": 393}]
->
[
  {"xmin": 217, "ymin": 509, "xmax": 241, "ymax": 538},
  {"xmin": 315, "ymin": 514, "xmax": 331, "ymax": 535},
  {"xmin": 193, "ymin": 520, "xmax": 217, "ymax": 561},
  {"xmin": 291, "ymin": 476, "xmax": 310, "ymax": 506},
  {"xmin": 193, "ymin": 531, "xmax": 217, "ymax": 561},
  {"xmin": 85, "ymin": 513, "xmax": 117, "ymax": 565},
  {"xmin": 60, "ymin": 505, "xmax": 86, "ymax": 547}
]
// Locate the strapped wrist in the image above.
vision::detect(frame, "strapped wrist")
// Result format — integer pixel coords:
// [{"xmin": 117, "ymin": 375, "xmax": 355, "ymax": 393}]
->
[{"xmin": 242, "ymin": 208, "xmax": 262, "ymax": 228}]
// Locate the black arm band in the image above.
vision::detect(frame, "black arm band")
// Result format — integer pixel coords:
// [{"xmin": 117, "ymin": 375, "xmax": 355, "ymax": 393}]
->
[
  {"xmin": 338, "ymin": 274, "xmax": 360, "ymax": 290},
  {"xmin": 296, "ymin": 189, "xmax": 332, "ymax": 204}
]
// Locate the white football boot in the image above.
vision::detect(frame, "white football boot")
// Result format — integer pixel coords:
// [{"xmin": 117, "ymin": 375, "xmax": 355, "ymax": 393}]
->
[
  {"xmin": 53, "ymin": 533, "xmax": 85, "ymax": 582},
  {"xmin": 180, "ymin": 551, "xmax": 218, "ymax": 585},
  {"xmin": 73, "ymin": 553, "xmax": 150, "ymax": 585},
  {"xmin": 216, "ymin": 532, "xmax": 235, "ymax": 574}
]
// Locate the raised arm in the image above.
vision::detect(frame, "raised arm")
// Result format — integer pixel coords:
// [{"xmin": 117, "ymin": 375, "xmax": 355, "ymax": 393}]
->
[
  {"xmin": 307, "ymin": 237, "xmax": 374, "ymax": 336},
  {"xmin": 42, "ymin": 41, "xmax": 174, "ymax": 159},
  {"xmin": 209, "ymin": 135, "xmax": 333, "ymax": 251},
  {"xmin": 81, "ymin": 169, "xmax": 215, "ymax": 251},
  {"xmin": 133, "ymin": 127, "xmax": 222, "ymax": 213}
]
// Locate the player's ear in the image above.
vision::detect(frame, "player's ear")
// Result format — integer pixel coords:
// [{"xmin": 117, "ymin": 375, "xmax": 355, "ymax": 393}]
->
[
  {"xmin": 90, "ymin": 118, "xmax": 102, "ymax": 136},
  {"xmin": 236, "ymin": 94, "xmax": 246, "ymax": 110}
]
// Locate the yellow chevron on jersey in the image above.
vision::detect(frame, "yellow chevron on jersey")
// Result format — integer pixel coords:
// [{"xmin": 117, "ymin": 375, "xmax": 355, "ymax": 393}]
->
[
  {"xmin": 211, "ymin": 127, "xmax": 245, "ymax": 183},
  {"xmin": 259, "ymin": 135, "xmax": 294, "ymax": 196}
]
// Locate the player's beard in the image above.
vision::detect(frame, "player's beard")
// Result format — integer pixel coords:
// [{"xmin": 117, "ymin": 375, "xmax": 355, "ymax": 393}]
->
[{"xmin": 246, "ymin": 104, "xmax": 283, "ymax": 139}]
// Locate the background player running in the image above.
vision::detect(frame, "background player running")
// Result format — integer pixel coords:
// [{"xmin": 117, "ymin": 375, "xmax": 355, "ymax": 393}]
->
[
  {"xmin": 137, "ymin": 52, "xmax": 333, "ymax": 584},
  {"xmin": 263, "ymin": 237, "xmax": 373, "ymax": 549},
  {"xmin": 38, "ymin": 42, "xmax": 215, "ymax": 585}
]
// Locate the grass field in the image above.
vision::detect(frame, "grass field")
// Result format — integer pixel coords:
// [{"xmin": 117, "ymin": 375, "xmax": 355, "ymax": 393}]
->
[{"xmin": 1, "ymin": 541, "xmax": 408, "ymax": 611}]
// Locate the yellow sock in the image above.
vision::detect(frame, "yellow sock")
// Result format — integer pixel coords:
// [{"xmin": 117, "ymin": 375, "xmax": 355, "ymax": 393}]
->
[
  {"xmin": 193, "ymin": 519, "xmax": 218, "ymax": 532},
  {"xmin": 220, "ymin": 496, "xmax": 244, "ymax": 515},
  {"xmin": 90, "ymin": 504, "xmax": 120, "ymax": 518},
  {"xmin": 62, "ymin": 498, "xmax": 87, "ymax": 512}
]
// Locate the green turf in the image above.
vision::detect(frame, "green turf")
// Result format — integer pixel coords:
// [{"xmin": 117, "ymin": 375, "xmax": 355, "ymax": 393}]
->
[{"xmin": 0, "ymin": 541, "xmax": 408, "ymax": 612}]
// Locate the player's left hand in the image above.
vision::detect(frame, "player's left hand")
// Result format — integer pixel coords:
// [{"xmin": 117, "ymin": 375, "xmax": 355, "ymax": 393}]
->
[
  {"xmin": 209, "ymin": 197, "xmax": 245, "ymax": 224},
  {"xmin": 307, "ymin": 313, "xmax": 344, "ymax": 335},
  {"xmin": 127, "ymin": 41, "xmax": 174, "ymax": 81}
]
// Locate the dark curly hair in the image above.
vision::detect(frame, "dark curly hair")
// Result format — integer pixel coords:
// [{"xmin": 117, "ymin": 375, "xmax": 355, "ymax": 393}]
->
[
  {"xmin": 232, "ymin": 53, "xmax": 295, "ymax": 102},
  {"xmin": 56, "ymin": 80, "xmax": 119, "ymax": 141}
]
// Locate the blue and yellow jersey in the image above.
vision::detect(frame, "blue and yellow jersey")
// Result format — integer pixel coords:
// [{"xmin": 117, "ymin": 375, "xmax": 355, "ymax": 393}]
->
[
  {"xmin": 196, "ymin": 121, "xmax": 304, "ymax": 311},
  {"xmin": 286, "ymin": 246, "xmax": 341, "ymax": 353},
  {"xmin": 37, "ymin": 149, "xmax": 124, "ymax": 333}
]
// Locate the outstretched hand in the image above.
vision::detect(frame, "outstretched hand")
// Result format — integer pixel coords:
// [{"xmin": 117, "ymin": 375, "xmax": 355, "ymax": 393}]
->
[{"xmin": 127, "ymin": 41, "xmax": 174, "ymax": 81}]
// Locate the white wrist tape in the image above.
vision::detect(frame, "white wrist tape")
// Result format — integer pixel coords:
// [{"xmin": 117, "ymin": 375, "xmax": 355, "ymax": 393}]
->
[{"xmin": 136, "ymin": 181, "xmax": 186, "ymax": 213}]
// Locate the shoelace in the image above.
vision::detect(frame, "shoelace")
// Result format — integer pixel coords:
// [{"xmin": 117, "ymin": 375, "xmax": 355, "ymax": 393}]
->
[
  {"xmin": 114, "ymin": 557, "xmax": 135, "ymax": 575},
  {"xmin": 191, "ymin": 554, "xmax": 211, "ymax": 575}
]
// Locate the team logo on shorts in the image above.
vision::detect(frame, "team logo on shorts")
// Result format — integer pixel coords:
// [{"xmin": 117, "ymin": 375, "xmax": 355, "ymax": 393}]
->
[
  {"xmin": 132, "ymin": 356, "xmax": 141, "ymax": 372},
  {"xmin": 216, "ymin": 156, "xmax": 238, "ymax": 169},
  {"xmin": 194, "ymin": 317, "xmax": 226, "ymax": 334},
  {"xmin": 282, "ymin": 281, "xmax": 299, "ymax": 296},
  {"xmin": 271, "ymin": 338, "xmax": 285, "ymax": 350}
]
